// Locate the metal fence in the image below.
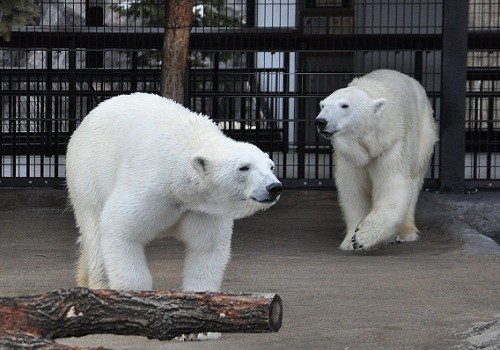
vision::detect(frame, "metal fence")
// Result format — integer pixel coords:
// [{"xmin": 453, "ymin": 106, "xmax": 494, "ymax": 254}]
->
[{"xmin": 0, "ymin": 0, "xmax": 499, "ymax": 191}]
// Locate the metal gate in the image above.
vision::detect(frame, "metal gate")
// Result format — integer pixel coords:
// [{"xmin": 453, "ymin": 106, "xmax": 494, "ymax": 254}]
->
[{"xmin": 1, "ymin": 0, "xmax": 499, "ymax": 191}]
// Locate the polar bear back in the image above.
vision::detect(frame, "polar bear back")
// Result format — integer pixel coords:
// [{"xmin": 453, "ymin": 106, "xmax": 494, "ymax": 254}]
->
[
  {"xmin": 349, "ymin": 69, "xmax": 437, "ymax": 173},
  {"xmin": 74, "ymin": 92, "xmax": 220, "ymax": 146},
  {"xmin": 349, "ymin": 69, "xmax": 431, "ymax": 128},
  {"xmin": 66, "ymin": 93, "xmax": 225, "ymax": 203}
]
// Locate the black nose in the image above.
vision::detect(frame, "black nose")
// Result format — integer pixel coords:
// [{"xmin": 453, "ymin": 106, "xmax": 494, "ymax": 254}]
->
[
  {"xmin": 266, "ymin": 182, "xmax": 283, "ymax": 198},
  {"xmin": 315, "ymin": 118, "xmax": 327, "ymax": 130}
]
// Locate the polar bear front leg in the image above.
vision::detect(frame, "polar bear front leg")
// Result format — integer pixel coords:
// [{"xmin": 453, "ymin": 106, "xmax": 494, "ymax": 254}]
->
[
  {"xmin": 335, "ymin": 157, "xmax": 371, "ymax": 251},
  {"xmin": 351, "ymin": 176, "xmax": 413, "ymax": 251},
  {"xmin": 99, "ymin": 203, "xmax": 153, "ymax": 291},
  {"xmin": 176, "ymin": 212, "xmax": 233, "ymax": 341},
  {"xmin": 99, "ymin": 191, "xmax": 183, "ymax": 290},
  {"xmin": 177, "ymin": 212, "xmax": 233, "ymax": 292}
]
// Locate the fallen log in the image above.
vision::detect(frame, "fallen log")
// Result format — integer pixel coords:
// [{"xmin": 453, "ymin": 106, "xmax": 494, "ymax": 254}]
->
[{"xmin": 0, "ymin": 288, "xmax": 282, "ymax": 349}]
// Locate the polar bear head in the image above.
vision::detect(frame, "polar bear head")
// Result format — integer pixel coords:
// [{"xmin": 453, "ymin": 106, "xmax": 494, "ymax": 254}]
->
[
  {"xmin": 190, "ymin": 140, "xmax": 282, "ymax": 219},
  {"xmin": 315, "ymin": 86, "xmax": 387, "ymax": 140}
]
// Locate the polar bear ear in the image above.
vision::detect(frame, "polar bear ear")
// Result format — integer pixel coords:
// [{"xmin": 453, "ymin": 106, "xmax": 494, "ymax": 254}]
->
[
  {"xmin": 373, "ymin": 98, "xmax": 388, "ymax": 117},
  {"xmin": 191, "ymin": 155, "xmax": 209, "ymax": 175}
]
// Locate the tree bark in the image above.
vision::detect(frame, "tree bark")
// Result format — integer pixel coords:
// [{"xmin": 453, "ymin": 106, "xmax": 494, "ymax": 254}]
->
[
  {"xmin": 160, "ymin": 0, "xmax": 194, "ymax": 105},
  {"xmin": 0, "ymin": 288, "xmax": 282, "ymax": 349}
]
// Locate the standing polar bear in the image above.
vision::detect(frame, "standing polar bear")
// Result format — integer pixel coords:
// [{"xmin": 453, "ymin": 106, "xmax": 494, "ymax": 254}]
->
[
  {"xmin": 66, "ymin": 93, "xmax": 282, "ymax": 295},
  {"xmin": 315, "ymin": 69, "xmax": 437, "ymax": 251}
]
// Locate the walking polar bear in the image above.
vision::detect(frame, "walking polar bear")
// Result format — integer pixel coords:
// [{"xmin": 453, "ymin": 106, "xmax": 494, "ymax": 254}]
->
[
  {"xmin": 66, "ymin": 93, "xmax": 282, "ymax": 297},
  {"xmin": 315, "ymin": 69, "xmax": 437, "ymax": 251}
]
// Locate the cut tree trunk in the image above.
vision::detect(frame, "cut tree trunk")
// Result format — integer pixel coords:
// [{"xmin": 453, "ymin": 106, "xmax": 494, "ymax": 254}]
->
[
  {"xmin": 0, "ymin": 288, "xmax": 282, "ymax": 349},
  {"xmin": 160, "ymin": 0, "xmax": 194, "ymax": 104}
]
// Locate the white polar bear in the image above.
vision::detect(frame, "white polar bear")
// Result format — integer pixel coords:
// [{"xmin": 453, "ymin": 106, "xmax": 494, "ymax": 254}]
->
[
  {"xmin": 66, "ymin": 92, "xmax": 282, "ymax": 295},
  {"xmin": 315, "ymin": 69, "xmax": 437, "ymax": 251}
]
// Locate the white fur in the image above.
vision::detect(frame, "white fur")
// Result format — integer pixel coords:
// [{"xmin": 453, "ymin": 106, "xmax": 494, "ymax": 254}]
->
[
  {"xmin": 316, "ymin": 70, "xmax": 437, "ymax": 251},
  {"xmin": 66, "ymin": 92, "xmax": 281, "ymax": 294}
]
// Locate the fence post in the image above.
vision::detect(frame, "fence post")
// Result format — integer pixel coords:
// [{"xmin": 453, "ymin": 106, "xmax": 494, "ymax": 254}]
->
[{"xmin": 440, "ymin": 1, "xmax": 468, "ymax": 193}]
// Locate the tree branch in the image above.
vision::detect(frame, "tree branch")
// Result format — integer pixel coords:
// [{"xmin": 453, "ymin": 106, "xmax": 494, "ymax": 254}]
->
[{"xmin": 0, "ymin": 288, "xmax": 282, "ymax": 349}]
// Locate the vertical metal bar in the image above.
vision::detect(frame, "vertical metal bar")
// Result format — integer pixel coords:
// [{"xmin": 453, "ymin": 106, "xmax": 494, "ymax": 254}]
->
[
  {"xmin": 85, "ymin": 0, "xmax": 104, "ymax": 69},
  {"xmin": 213, "ymin": 52, "xmax": 219, "ymax": 118},
  {"xmin": 297, "ymin": 49, "xmax": 306, "ymax": 180},
  {"xmin": 472, "ymin": 86, "xmax": 480, "ymax": 179},
  {"xmin": 241, "ymin": 55, "xmax": 248, "ymax": 128},
  {"xmin": 282, "ymin": 52, "xmax": 290, "ymax": 179},
  {"xmin": 246, "ymin": 52, "xmax": 255, "ymax": 130},
  {"xmin": 184, "ymin": 59, "xmax": 191, "ymax": 108},
  {"xmin": 10, "ymin": 74, "xmax": 16, "ymax": 178},
  {"xmin": 314, "ymin": 98, "xmax": 320, "ymax": 179},
  {"xmin": 440, "ymin": 0, "xmax": 468, "ymax": 192},
  {"xmin": 415, "ymin": 51, "xmax": 423, "ymax": 83},
  {"xmin": 201, "ymin": 64, "xmax": 207, "ymax": 113},
  {"xmin": 46, "ymin": 51, "xmax": 53, "ymax": 128},
  {"xmin": 26, "ymin": 92, "xmax": 31, "ymax": 178},
  {"xmin": 46, "ymin": 50, "xmax": 55, "ymax": 177},
  {"xmin": 69, "ymin": 41, "xmax": 77, "ymax": 133},
  {"xmin": 131, "ymin": 51, "xmax": 138, "ymax": 92},
  {"xmin": 0, "ymin": 77, "xmax": 3, "ymax": 178},
  {"xmin": 486, "ymin": 95, "xmax": 493, "ymax": 180},
  {"xmin": 52, "ymin": 58, "xmax": 59, "ymax": 179},
  {"xmin": 247, "ymin": 0, "xmax": 255, "ymax": 28}
]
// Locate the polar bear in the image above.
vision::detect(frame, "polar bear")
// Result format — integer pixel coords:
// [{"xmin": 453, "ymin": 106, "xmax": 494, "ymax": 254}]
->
[
  {"xmin": 66, "ymin": 92, "xmax": 282, "ymax": 295},
  {"xmin": 315, "ymin": 69, "xmax": 437, "ymax": 251}
]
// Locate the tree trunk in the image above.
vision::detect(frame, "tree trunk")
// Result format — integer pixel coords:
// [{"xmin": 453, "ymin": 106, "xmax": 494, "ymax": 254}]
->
[
  {"xmin": 160, "ymin": 0, "xmax": 194, "ymax": 105},
  {"xmin": 0, "ymin": 288, "xmax": 282, "ymax": 349}
]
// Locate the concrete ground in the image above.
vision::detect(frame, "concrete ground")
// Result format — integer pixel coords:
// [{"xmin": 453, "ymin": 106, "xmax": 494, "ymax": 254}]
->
[{"xmin": 0, "ymin": 189, "xmax": 499, "ymax": 350}]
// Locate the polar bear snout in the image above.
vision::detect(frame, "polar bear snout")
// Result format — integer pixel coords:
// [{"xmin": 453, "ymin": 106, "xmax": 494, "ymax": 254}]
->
[
  {"xmin": 251, "ymin": 180, "xmax": 283, "ymax": 203},
  {"xmin": 315, "ymin": 118, "xmax": 328, "ymax": 130},
  {"xmin": 266, "ymin": 182, "xmax": 283, "ymax": 198},
  {"xmin": 315, "ymin": 117, "xmax": 336, "ymax": 139}
]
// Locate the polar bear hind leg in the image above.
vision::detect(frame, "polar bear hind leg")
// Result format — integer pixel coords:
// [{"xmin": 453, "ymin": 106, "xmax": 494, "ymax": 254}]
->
[
  {"xmin": 394, "ymin": 177, "xmax": 422, "ymax": 243},
  {"xmin": 74, "ymin": 204, "xmax": 108, "ymax": 289},
  {"xmin": 76, "ymin": 254, "xmax": 88, "ymax": 287},
  {"xmin": 395, "ymin": 219, "xmax": 420, "ymax": 243}
]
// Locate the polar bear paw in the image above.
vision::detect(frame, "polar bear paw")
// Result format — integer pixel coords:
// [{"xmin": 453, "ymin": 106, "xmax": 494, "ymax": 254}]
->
[
  {"xmin": 394, "ymin": 231, "xmax": 420, "ymax": 243},
  {"xmin": 175, "ymin": 332, "xmax": 222, "ymax": 341},
  {"xmin": 349, "ymin": 224, "xmax": 384, "ymax": 251},
  {"xmin": 350, "ymin": 232, "xmax": 364, "ymax": 251},
  {"xmin": 339, "ymin": 237, "xmax": 355, "ymax": 251}
]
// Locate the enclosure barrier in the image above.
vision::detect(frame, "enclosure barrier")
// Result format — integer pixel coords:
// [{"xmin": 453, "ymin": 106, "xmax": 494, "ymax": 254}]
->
[{"xmin": 1, "ymin": 1, "xmax": 499, "ymax": 191}]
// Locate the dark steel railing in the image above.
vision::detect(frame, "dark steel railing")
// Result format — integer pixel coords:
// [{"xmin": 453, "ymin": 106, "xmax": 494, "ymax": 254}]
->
[{"xmin": 1, "ymin": 1, "xmax": 499, "ymax": 191}]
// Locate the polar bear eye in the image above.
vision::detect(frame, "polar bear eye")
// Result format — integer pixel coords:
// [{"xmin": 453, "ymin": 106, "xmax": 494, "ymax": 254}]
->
[
  {"xmin": 239, "ymin": 165, "xmax": 250, "ymax": 171},
  {"xmin": 341, "ymin": 103, "xmax": 349, "ymax": 109},
  {"xmin": 271, "ymin": 165, "xmax": 275, "ymax": 171}
]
